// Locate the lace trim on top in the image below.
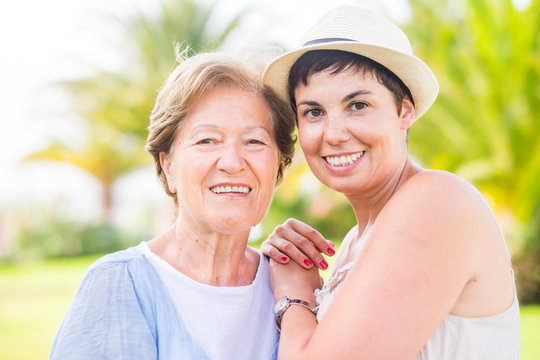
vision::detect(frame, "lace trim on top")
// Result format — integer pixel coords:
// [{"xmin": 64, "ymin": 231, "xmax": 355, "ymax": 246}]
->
[{"xmin": 315, "ymin": 262, "xmax": 354, "ymax": 308}]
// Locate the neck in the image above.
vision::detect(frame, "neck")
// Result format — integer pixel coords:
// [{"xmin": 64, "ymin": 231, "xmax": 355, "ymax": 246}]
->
[
  {"xmin": 347, "ymin": 156, "xmax": 420, "ymax": 232},
  {"xmin": 149, "ymin": 218, "xmax": 258, "ymax": 287}
]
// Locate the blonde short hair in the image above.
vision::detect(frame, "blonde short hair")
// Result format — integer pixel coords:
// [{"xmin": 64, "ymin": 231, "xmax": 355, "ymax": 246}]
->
[{"xmin": 146, "ymin": 52, "xmax": 296, "ymax": 207}]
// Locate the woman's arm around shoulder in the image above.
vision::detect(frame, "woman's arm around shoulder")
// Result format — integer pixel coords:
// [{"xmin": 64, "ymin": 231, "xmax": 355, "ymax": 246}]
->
[{"xmin": 276, "ymin": 170, "xmax": 509, "ymax": 359}]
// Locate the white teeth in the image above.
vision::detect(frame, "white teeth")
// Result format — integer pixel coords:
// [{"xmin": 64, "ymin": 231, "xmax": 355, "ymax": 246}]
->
[
  {"xmin": 325, "ymin": 152, "xmax": 364, "ymax": 167},
  {"xmin": 210, "ymin": 186, "xmax": 250, "ymax": 194}
]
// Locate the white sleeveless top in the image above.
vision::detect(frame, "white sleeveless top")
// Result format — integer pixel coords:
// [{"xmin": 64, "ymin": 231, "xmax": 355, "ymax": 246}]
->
[{"xmin": 315, "ymin": 227, "xmax": 520, "ymax": 359}]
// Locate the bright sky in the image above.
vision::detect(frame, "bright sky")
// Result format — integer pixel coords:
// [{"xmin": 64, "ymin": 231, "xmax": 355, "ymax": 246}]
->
[{"xmin": 0, "ymin": 0, "xmax": 411, "ymax": 226}]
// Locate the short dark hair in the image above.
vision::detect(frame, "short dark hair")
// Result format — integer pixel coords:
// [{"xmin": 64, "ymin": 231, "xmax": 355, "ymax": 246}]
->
[{"xmin": 288, "ymin": 50, "xmax": 414, "ymax": 114}]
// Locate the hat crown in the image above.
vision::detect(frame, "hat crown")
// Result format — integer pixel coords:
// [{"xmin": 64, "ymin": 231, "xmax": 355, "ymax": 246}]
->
[
  {"xmin": 263, "ymin": 5, "xmax": 438, "ymax": 121},
  {"xmin": 301, "ymin": 5, "xmax": 413, "ymax": 55}
]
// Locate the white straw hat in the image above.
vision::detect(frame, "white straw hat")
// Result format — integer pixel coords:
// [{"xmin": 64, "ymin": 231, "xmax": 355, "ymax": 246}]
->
[{"xmin": 263, "ymin": 5, "xmax": 439, "ymax": 121}]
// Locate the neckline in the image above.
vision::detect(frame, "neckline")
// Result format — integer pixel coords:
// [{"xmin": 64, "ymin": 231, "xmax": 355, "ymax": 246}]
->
[
  {"xmin": 136, "ymin": 241, "xmax": 264, "ymax": 290},
  {"xmin": 318, "ymin": 256, "xmax": 518, "ymax": 323}
]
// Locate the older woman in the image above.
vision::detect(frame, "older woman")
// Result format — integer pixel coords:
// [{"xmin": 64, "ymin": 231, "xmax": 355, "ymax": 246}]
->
[
  {"xmin": 262, "ymin": 5, "xmax": 520, "ymax": 360},
  {"xmin": 49, "ymin": 52, "xmax": 300, "ymax": 359}
]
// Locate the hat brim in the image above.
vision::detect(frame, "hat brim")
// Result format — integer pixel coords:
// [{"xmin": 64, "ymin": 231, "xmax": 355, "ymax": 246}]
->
[{"xmin": 263, "ymin": 41, "xmax": 438, "ymax": 121}]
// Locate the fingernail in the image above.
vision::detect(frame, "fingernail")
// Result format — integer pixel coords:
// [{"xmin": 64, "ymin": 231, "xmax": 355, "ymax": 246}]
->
[
  {"xmin": 319, "ymin": 259, "xmax": 328, "ymax": 269},
  {"xmin": 326, "ymin": 247, "xmax": 335, "ymax": 256},
  {"xmin": 281, "ymin": 256, "xmax": 289, "ymax": 262},
  {"xmin": 304, "ymin": 259, "xmax": 313, "ymax": 267}
]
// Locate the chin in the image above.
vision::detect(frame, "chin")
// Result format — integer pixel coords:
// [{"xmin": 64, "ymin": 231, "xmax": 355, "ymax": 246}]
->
[{"xmin": 325, "ymin": 180, "xmax": 362, "ymax": 195}]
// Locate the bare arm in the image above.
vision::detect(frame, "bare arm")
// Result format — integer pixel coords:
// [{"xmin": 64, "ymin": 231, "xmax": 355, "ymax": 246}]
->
[{"xmin": 270, "ymin": 172, "xmax": 499, "ymax": 359}]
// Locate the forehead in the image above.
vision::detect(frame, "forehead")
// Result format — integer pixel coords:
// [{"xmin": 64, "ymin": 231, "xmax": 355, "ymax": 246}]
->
[
  {"xmin": 184, "ymin": 85, "xmax": 273, "ymax": 130},
  {"xmin": 295, "ymin": 68, "xmax": 386, "ymax": 98}
]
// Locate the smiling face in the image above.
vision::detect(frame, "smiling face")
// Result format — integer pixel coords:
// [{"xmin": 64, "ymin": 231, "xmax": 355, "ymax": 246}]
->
[
  {"xmin": 295, "ymin": 68, "xmax": 415, "ymax": 197},
  {"xmin": 161, "ymin": 85, "xmax": 281, "ymax": 234}
]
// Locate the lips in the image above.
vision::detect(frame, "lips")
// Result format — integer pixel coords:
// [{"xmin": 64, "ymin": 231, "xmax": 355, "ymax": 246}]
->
[{"xmin": 324, "ymin": 151, "xmax": 365, "ymax": 167}]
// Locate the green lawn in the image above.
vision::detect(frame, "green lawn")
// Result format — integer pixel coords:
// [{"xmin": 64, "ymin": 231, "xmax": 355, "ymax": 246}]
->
[
  {"xmin": 1, "ymin": 255, "xmax": 539, "ymax": 359},
  {"xmin": 0, "ymin": 255, "xmax": 102, "ymax": 360}
]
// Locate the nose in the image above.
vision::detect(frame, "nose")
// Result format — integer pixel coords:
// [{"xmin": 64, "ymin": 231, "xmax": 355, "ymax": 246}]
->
[
  {"xmin": 217, "ymin": 142, "xmax": 246, "ymax": 174},
  {"xmin": 324, "ymin": 116, "xmax": 350, "ymax": 145}
]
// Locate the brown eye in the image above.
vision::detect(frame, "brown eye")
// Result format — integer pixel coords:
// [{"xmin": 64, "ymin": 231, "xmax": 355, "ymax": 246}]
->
[
  {"xmin": 351, "ymin": 102, "xmax": 367, "ymax": 111},
  {"xmin": 306, "ymin": 108, "xmax": 323, "ymax": 118}
]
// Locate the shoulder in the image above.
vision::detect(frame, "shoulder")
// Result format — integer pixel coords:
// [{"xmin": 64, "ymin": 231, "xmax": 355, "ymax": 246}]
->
[
  {"xmin": 50, "ymin": 247, "xmax": 161, "ymax": 359},
  {"xmin": 84, "ymin": 246, "xmax": 151, "ymax": 278},
  {"xmin": 249, "ymin": 246, "xmax": 271, "ymax": 282},
  {"xmin": 90, "ymin": 246, "xmax": 146, "ymax": 269},
  {"xmin": 400, "ymin": 169, "xmax": 479, "ymax": 199},
  {"xmin": 75, "ymin": 245, "xmax": 160, "ymax": 303},
  {"xmin": 378, "ymin": 169, "xmax": 501, "ymax": 255},
  {"xmin": 390, "ymin": 169, "xmax": 492, "ymax": 220}
]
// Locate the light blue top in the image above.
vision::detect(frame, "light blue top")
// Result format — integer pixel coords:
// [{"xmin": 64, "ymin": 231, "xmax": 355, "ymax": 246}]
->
[{"xmin": 49, "ymin": 246, "xmax": 279, "ymax": 359}]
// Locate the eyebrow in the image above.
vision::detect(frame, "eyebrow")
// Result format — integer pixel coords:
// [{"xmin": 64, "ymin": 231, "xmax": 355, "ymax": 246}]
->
[
  {"xmin": 296, "ymin": 100, "xmax": 321, "ymax": 108},
  {"xmin": 342, "ymin": 90, "xmax": 373, "ymax": 103},
  {"xmin": 297, "ymin": 90, "xmax": 374, "ymax": 108}
]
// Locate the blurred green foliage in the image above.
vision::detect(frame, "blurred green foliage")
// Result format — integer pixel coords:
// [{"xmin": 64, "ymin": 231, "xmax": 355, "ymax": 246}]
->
[
  {"xmin": 404, "ymin": 0, "xmax": 540, "ymax": 302},
  {"xmin": 2, "ymin": 206, "xmax": 140, "ymax": 262}
]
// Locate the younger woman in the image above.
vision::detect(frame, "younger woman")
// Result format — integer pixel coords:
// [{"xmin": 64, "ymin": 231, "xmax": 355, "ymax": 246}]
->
[{"xmin": 262, "ymin": 5, "xmax": 519, "ymax": 359}]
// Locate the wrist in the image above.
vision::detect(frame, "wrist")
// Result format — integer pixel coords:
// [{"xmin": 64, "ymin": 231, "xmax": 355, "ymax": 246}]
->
[
  {"xmin": 273, "ymin": 295, "xmax": 318, "ymax": 330},
  {"xmin": 274, "ymin": 287, "xmax": 316, "ymax": 305}
]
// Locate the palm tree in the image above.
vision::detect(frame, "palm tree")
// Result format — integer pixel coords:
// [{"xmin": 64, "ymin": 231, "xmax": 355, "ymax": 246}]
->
[
  {"xmin": 24, "ymin": 124, "xmax": 148, "ymax": 221},
  {"xmin": 64, "ymin": 0, "xmax": 244, "ymax": 142},
  {"xmin": 405, "ymin": 0, "xmax": 540, "ymax": 301},
  {"xmin": 405, "ymin": 0, "xmax": 540, "ymax": 240},
  {"xmin": 25, "ymin": 0, "xmax": 244, "ymax": 221}
]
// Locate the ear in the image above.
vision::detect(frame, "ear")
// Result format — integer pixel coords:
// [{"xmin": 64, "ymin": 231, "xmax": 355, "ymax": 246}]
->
[
  {"xmin": 399, "ymin": 98, "xmax": 416, "ymax": 130},
  {"xmin": 275, "ymin": 155, "xmax": 285, "ymax": 183},
  {"xmin": 160, "ymin": 152, "xmax": 177, "ymax": 194}
]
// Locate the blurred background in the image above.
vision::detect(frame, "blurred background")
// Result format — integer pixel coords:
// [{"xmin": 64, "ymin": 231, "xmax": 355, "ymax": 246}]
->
[{"xmin": 1, "ymin": 0, "xmax": 539, "ymax": 358}]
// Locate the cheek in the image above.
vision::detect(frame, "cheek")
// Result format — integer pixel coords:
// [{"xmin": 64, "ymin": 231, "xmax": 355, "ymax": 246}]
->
[
  {"xmin": 263, "ymin": 150, "xmax": 281, "ymax": 180},
  {"xmin": 254, "ymin": 152, "xmax": 280, "ymax": 186},
  {"xmin": 298, "ymin": 125, "xmax": 319, "ymax": 154},
  {"xmin": 175, "ymin": 153, "xmax": 211, "ymax": 187},
  {"xmin": 352, "ymin": 119, "xmax": 391, "ymax": 144},
  {"xmin": 252, "ymin": 163, "xmax": 278, "ymax": 218}
]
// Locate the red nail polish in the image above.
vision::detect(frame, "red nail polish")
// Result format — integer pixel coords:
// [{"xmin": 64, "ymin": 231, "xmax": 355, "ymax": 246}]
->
[
  {"xmin": 319, "ymin": 259, "xmax": 328, "ymax": 269},
  {"xmin": 281, "ymin": 256, "xmax": 288, "ymax": 262},
  {"xmin": 327, "ymin": 247, "xmax": 335, "ymax": 256},
  {"xmin": 304, "ymin": 259, "xmax": 313, "ymax": 267}
]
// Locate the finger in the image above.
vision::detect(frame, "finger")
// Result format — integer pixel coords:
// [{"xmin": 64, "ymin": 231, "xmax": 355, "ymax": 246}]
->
[
  {"xmin": 260, "ymin": 242, "xmax": 290, "ymax": 264},
  {"xmin": 284, "ymin": 218, "xmax": 335, "ymax": 257},
  {"xmin": 271, "ymin": 228, "xmax": 328, "ymax": 270},
  {"xmin": 271, "ymin": 235, "xmax": 315, "ymax": 269}
]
